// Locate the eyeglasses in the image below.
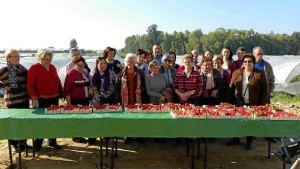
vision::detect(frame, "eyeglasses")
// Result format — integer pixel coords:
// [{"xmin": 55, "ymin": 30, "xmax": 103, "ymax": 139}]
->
[
  {"xmin": 243, "ymin": 60, "xmax": 253, "ymax": 63},
  {"xmin": 163, "ymin": 59, "xmax": 171, "ymax": 63},
  {"xmin": 76, "ymin": 63, "xmax": 85, "ymax": 67},
  {"xmin": 41, "ymin": 58, "xmax": 52, "ymax": 62}
]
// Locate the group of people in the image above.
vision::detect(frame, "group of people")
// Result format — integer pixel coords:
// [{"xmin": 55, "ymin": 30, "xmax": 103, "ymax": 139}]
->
[{"xmin": 0, "ymin": 44, "xmax": 274, "ymax": 152}]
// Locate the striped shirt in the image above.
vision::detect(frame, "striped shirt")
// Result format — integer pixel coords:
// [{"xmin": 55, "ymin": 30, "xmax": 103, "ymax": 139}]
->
[
  {"xmin": 173, "ymin": 70, "xmax": 204, "ymax": 98},
  {"xmin": 0, "ymin": 66, "xmax": 29, "ymax": 108}
]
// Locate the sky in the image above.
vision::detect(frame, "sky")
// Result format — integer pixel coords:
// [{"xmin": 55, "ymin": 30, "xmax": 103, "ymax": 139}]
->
[{"xmin": 0, "ymin": 0, "xmax": 299, "ymax": 50}]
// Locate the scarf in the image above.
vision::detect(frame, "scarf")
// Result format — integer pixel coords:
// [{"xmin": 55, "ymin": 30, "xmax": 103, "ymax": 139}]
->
[
  {"xmin": 7, "ymin": 62, "xmax": 26, "ymax": 88},
  {"xmin": 120, "ymin": 70, "xmax": 141, "ymax": 105}
]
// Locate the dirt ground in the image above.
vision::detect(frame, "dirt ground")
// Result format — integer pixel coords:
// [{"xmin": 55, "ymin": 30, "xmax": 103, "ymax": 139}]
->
[{"xmin": 0, "ymin": 99, "xmax": 299, "ymax": 169}]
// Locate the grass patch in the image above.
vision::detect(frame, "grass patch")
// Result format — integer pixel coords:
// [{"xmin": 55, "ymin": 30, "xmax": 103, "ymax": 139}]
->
[
  {"xmin": 290, "ymin": 74, "xmax": 300, "ymax": 83},
  {"xmin": 271, "ymin": 91, "xmax": 300, "ymax": 103}
]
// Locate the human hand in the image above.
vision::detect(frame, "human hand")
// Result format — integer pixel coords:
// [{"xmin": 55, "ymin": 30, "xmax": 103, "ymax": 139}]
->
[
  {"xmin": 211, "ymin": 90, "xmax": 218, "ymax": 98},
  {"xmin": 32, "ymin": 99, "xmax": 39, "ymax": 108}
]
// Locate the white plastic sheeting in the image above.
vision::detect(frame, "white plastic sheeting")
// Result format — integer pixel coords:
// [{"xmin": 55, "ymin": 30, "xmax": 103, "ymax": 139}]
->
[{"xmin": 0, "ymin": 54, "xmax": 300, "ymax": 95}]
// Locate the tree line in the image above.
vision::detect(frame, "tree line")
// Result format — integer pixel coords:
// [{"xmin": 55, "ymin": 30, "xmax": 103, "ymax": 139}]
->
[{"xmin": 124, "ymin": 24, "xmax": 300, "ymax": 55}]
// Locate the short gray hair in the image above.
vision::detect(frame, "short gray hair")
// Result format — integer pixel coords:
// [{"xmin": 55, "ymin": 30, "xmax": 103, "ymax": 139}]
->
[
  {"xmin": 124, "ymin": 53, "xmax": 137, "ymax": 66},
  {"xmin": 253, "ymin": 46, "xmax": 263, "ymax": 53},
  {"xmin": 37, "ymin": 49, "xmax": 53, "ymax": 61}
]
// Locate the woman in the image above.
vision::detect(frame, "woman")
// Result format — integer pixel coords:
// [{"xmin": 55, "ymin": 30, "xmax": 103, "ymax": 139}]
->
[
  {"xmin": 135, "ymin": 49, "xmax": 149, "ymax": 76},
  {"xmin": 202, "ymin": 50, "xmax": 214, "ymax": 60},
  {"xmin": 91, "ymin": 57, "xmax": 116, "ymax": 105},
  {"xmin": 173, "ymin": 54, "xmax": 203, "ymax": 105},
  {"xmin": 226, "ymin": 54, "xmax": 269, "ymax": 150},
  {"xmin": 212, "ymin": 56, "xmax": 231, "ymax": 85},
  {"xmin": 27, "ymin": 49, "xmax": 63, "ymax": 150},
  {"xmin": 220, "ymin": 47, "xmax": 236, "ymax": 76},
  {"xmin": 159, "ymin": 54, "xmax": 177, "ymax": 86},
  {"xmin": 64, "ymin": 56, "xmax": 92, "ymax": 144},
  {"xmin": 146, "ymin": 61, "xmax": 172, "ymax": 104},
  {"xmin": 104, "ymin": 47, "xmax": 122, "ymax": 75},
  {"xmin": 0, "ymin": 49, "xmax": 29, "ymax": 153},
  {"xmin": 114, "ymin": 53, "xmax": 147, "ymax": 105},
  {"xmin": 168, "ymin": 51, "xmax": 180, "ymax": 70},
  {"xmin": 198, "ymin": 58, "xmax": 224, "ymax": 105}
]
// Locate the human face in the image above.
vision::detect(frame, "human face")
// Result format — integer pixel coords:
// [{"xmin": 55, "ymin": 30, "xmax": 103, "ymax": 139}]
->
[
  {"xmin": 213, "ymin": 59, "xmax": 222, "ymax": 70},
  {"xmin": 237, "ymin": 50, "xmax": 245, "ymax": 60},
  {"xmin": 162, "ymin": 59, "xmax": 170, "ymax": 68},
  {"xmin": 40, "ymin": 54, "xmax": 52, "ymax": 67},
  {"xmin": 192, "ymin": 51, "xmax": 198, "ymax": 62},
  {"xmin": 97, "ymin": 59, "xmax": 107, "ymax": 72},
  {"xmin": 107, "ymin": 51, "xmax": 115, "ymax": 61},
  {"xmin": 150, "ymin": 65, "xmax": 160, "ymax": 75},
  {"xmin": 169, "ymin": 53, "xmax": 176, "ymax": 64},
  {"xmin": 253, "ymin": 48, "xmax": 263, "ymax": 63},
  {"xmin": 71, "ymin": 51, "xmax": 80, "ymax": 59},
  {"xmin": 137, "ymin": 54, "xmax": 145, "ymax": 64},
  {"xmin": 7, "ymin": 51, "xmax": 20, "ymax": 66},
  {"xmin": 243, "ymin": 58, "xmax": 254, "ymax": 71},
  {"xmin": 153, "ymin": 45, "xmax": 161, "ymax": 56},
  {"xmin": 126, "ymin": 57, "xmax": 135, "ymax": 68},
  {"xmin": 74, "ymin": 61, "xmax": 85, "ymax": 73},
  {"xmin": 204, "ymin": 51, "xmax": 213, "ymax": 60},
  {"xmin": 145, "ymin": 54, "xmax": 153, "ymax": 64},
  {"xmin": 222, "ymin": 49, "xmax": 230, "ymax": 60},
  {"xmin": 201, "ymin": 61, "xmax": 212, "ymax": 73},
  {"xmin": 183, "ymin": 58, "xmax": 193, "ymax": 68}
]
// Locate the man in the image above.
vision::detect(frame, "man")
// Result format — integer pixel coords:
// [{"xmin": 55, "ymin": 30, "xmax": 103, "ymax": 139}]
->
[
  {"xmin": 235, "ymin": 47, "xmax": 246, "ymax": 69},
  {"xmin": 152, "ymin": 44, "xmax": 162, "ymax": 65},
  {"xmin": 253, "ymin": 46, "xmax": 276, "ymax": 143},
  {"xmin": 66, "ymin": 48, "xmax": 90, "ymax": 74},
  {"xmin": 253, "ymin": 46, "xmax": 275, "ymax": 95}
]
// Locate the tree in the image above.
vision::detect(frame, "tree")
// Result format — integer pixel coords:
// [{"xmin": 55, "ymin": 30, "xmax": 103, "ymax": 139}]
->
[
  {"xmin": 70, "ymin": 38, "xmax": 78, "ymax": 49},
  {"xmin": 146, "ymin": 24, "xmax": 163, "ymax": 45}
]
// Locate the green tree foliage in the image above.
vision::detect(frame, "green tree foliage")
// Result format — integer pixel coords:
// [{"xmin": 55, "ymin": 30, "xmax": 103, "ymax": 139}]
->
[
  {"xmin": 124, "ymin": 25, "xmax": 300, "ymax": 55},
  {"xmin": 70, "ymin": 38, "xmax": 78, "ymax": 49}
]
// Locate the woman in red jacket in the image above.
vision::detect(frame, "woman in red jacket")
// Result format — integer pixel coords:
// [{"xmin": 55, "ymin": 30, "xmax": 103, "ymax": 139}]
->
[{"xmin": 27, "ymin": 49, "xmax": 63, "ymax": 151}]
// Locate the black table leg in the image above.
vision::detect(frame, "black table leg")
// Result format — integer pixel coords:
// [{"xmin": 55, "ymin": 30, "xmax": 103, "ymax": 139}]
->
[
  {"xmin": 186, "ymin": 138, "xmax": 190, "ymax": 156},
  {"xmin": 8, "ymin": 141, "xmax": 13, "ymax": 169},
  {"xmin": 204, "ymin": 138, "xmax": 207, "ymax": 169},
  {"xmin": 25, "ymin": 141, "xmax": 28, "ymax": 157},
  {"xmin": 115, "ymin": 137, "xmax": 118, "ymax": 158},
  {"xmin": 110, "ymin": 138, "xmax": 115, "ymax": 169},
  {"xmin": 99, "ymin": 137, "xmax": 103, "ymax": 169},
  {"xmin": 268, "ymin": 139, "xmax": 271, "ymax": 158},
  {"xmin": 197, "ymin": 138, "xmax": 201, "ymax": 159},
  {"xmin": 32, "ymin": 139, "xmax": 35, "ymax": 158},
  {"xmin": 191, "ymin": 138, "xmax": 195, "ymax": 169},
  {"xmin": 18, "ymin": 141, "xmax": 22, "ymax": 169}
]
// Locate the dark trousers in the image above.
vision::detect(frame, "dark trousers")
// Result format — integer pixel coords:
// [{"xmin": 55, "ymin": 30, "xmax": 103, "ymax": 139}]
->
[
  {"xmin": 34, "ymin": 97, "xmax": 59, "ymax": 148},
  {"xmin": 8, "ymin": 101, "xmax": 29, "ymax": 147},
  {"xmin": 71, "ymin": 98, "xmax": 89, "ymax": 106},
  {"xmin": 232, "ymin": 136, "xmax": 253, "ymax": 143}
]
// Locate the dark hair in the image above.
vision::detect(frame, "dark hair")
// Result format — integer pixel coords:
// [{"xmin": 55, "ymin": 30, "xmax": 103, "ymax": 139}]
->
[
  {"xmin": 221, "ymin": 47, "xmax": 233, "ymax": 61},
  {"xmin": 168, "ymin": 51, "xmax": 176, "ymax": 57},
  {"xmin": 92, "ymin": 57, "xmax": 110, "ymax": 90},
  {"xmin": 72, "ymin": 56, "xmax": 86, "ymax": 64},
  {"xmin": 103, "ymin": 47, "xmax": 116, "ymax": 58},
  {"xmin": 237, "ymin": 47, "xmax": 245, "ymax": 52},
  {"xmin": 200, "ymin": 57, "xmax": 212, "ymax": 66},
  {"xmin": 202, "ymin": 50, "xmax": 214, "ymax": 58},
  {"xmin": 242, "ymin": 54, "xmax": 256, "ymax": 63},
  {"xmin": 136, "ymin": 49, "xmax": 145, "ymax": 56}
]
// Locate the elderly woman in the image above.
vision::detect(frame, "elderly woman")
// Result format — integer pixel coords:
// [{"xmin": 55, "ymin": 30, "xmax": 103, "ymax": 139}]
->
[
  {"xmin": 198, "ymin": 58, "xmax": 224, "ymax": 105},
  {"xmin": 66, "ymin": 48, "xmax": 90, "ymax": 74},
  {"xmin": 114, "ymin": 53, "xmax": 147, "ymax": 105},
  {"xmin": 226, "ymin": 54, "xmax": 269, "ymax": 150},
  {"xmin": 159, "ymin": 54, "xmax": 177, "ymax": 86},
  {"xmin": 220, "ymin": 47, "xmax": 236, "ymax": 76},
  {"xmin": 173, "ymin": 54, "xmax": 203, "ymax": 105},
  {"xmin": 27, "ymin": 49, "xmax": 63, "ymax": 150},
  {"xmin": 91, "ymin": 57, "xmax": 116, "ymax": 105},
  {"xmin": 146, "ymin": 61, "xmax": 172, "ymax": 104},
  {"xmin": 0, "ymin": 49, "xmax": 29, "ymax": 153},
  {"xmin": 104, "ymin": 47, "xmax": 122, "ymax": 75}
]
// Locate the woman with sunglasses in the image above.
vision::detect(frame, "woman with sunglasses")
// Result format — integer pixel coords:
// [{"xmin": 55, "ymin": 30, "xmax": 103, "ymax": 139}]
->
[
  {"xmin": 159, "ymin": 54, "xmax": 177, "ymax": 86},
  {"xmin": 227, "ymin": 54, "xmax": 269, "ymax": 150}
]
